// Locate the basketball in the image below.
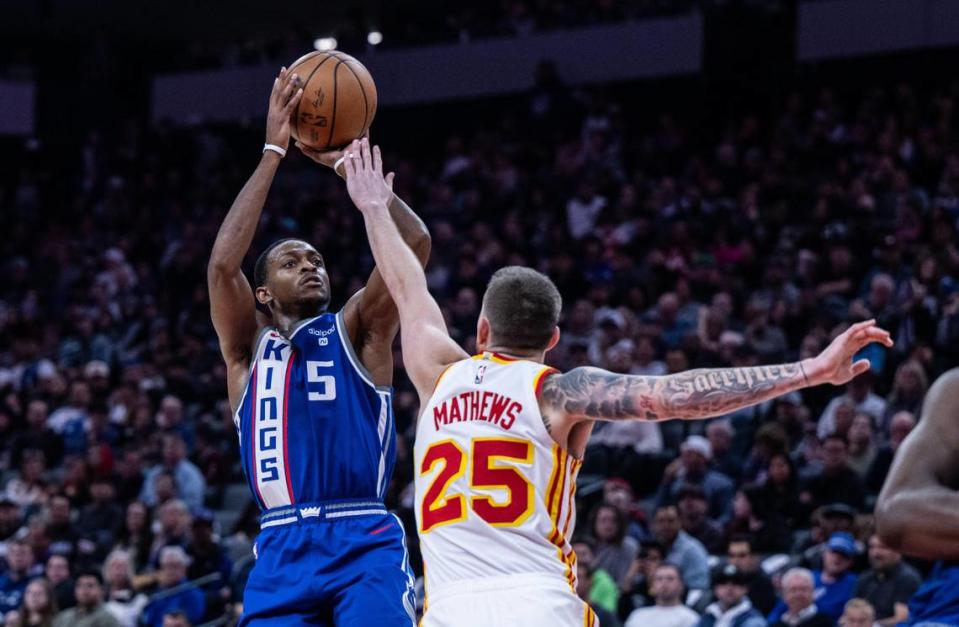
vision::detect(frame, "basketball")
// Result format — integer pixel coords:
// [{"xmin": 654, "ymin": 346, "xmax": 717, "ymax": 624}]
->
[{"xmin": 288, "ymin": 50, "xmax": 377, "ymax": 150}]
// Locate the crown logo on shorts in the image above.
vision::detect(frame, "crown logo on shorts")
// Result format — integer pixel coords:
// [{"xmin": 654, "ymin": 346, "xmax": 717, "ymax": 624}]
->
[{"xmin": 300, "ymin": 506, "xmax": 322, "ymax": 518}]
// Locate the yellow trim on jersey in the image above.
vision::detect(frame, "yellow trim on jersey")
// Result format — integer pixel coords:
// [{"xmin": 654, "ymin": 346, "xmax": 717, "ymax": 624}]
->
[
  {"xmin": 562, "ymin": 458, "xmax": 582, "ymax": 538},
  {"xmin": 544, "ymin": 444, "xmax": 576, "ymax": 592},
  {"xmin": 430, "ymin": 363, "xmax": 457, "ymax": 396},
  {"xmin": 469, "ymin": 437, "xmax": 536, "ymax": 528},
  {"xmin": 471, "ymin": 351, "xmax": 517, "ymax": 365},
  {"xmin": 532, "ymin": 366, "xmax": 558, "ymax": 398},
  {"xmin": 419, "ymin": 439, "xmax": 468, "ymax": 534}
]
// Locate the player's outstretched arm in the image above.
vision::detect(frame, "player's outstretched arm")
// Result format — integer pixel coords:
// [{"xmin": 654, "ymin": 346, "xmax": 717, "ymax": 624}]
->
[
  {"xmin": 299, "ymin": 137, "xmax": 431, "ymax": 387},
  {"xmin": 342, "ymin": 139, "xmax": 468, "ymax": 399},
  {"xmin": 208, "ymin": 67, "xmax": 301, "ymax": 407},
  {"xmin": 876, "ymin": 369, "xmax": 959, "ymax": 560},
  {"xmin": 541, "ymin": 320, "xmax": 892, "ymax": 423}
]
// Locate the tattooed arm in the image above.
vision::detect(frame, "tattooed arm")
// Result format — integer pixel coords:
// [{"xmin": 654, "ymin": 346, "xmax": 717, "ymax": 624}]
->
[{"xmin": 540, "ymin": 320, "xmax": 892, "ymax": 423}]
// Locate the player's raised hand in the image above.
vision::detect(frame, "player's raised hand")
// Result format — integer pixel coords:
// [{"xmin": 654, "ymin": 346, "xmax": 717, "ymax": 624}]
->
[
  {"xmin": 265, "ymin": 67, "xmax": 303, "ymax": 150},
  {"xmin": 342, "ymin": 137, "xmax": 395, "ymax": 215},
  {"xmin": 806, "ymin": 319, "xmax": 894, "ymax": 386},
  {"xmin": 295, "ymin": 131, "xmax": 370, "ymax": 177}
]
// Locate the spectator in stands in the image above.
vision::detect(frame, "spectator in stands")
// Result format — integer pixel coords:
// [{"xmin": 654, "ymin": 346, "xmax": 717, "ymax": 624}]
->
[
  {"xmin": 571, "ymin": 539, "xmax": 619, "ymax": 615},
  {"xmin": 866, "ymin": 411, "xmax": 915, "ymax": 494},
  {"xmin": 651, "ymin": 505, "xmax": 709, "ymax": 592},
  {"xmin": 769, "ymin": 568, "xmax": 832, "ymax": 627},
  {"xmin": 0, "ymin": 540, "xmax": 37, "ymax": 616},
  {"xmin": 5, "ymin": 452, "xmax": 48, "ymax": 510},
  {"xmin": 77, "ymin": 477, "xmax": 122, "ymax": 560},
  {"xmin": 677, "ymin": 486, "xmax": 724, "ymax": 554},
  {"xmin": 853, "ymin": 534, "xmax": 921, "ymax": 626},
  {"xmin": 817, "ymin": 373, "xmax": 887, "ymax": 439},
  {"xmin": 839, "ymin": 598, "xmax": 876, "ymax": 627},
  {"xmin": 185, "ymin": 510, "xmax": 230, "ymax": 617},
  {"xmin": 11, "ymin": 401, "xmax": 63, "ymax": 470},
  {"xmin": 114, "ymin": 502, "xmax": 153, "ymax": 573},
  {"xmin": 880, "ymin": 360, "xmax": 927, "ymax": 431},
  {"xmin": 45, "ymin": 496, "xmax": 80, "ymax": 565},
  {"xmin": 724, "ymin": 487, "xmax": 791, "ymax": 554},
  {"xmin": 771, "ymin": 532, "xmax": 859, "ymax": 623},
  {"xmin": 6, "ymin": 578, "xmax": 58, "ymax": 627},
  {"xmin": 590, "ymin": 504, "xmax": 639, "ymax": 585},
  {"xmin": 150, "ymin": 500, "xmax": 191, "ymax": 566},
  {"xmin": 619, "ymin": 540, "xmax": 665, "ymax": 613},
  {"xmin": 846, "ymin": 413, "xmax": 877, "ymax": 478},
  {"xmin": 43, "ymin": 555, "xmax": 73, "ymax": 611},
  {"xmin": 0, "ymin": 497, "xmax": 22, "ymax": 555},
  {"xmin": 725, "ymin": 536, "xmax": 776, "ymax": 616},
  {"xmin": 705, "ymin": 419, "xmax": 740, "ymax": 483},
  {"xmin": 801, "ymin": 435, "xmax": 866, "ymax": 511},
  {"xmin": 576, "ymin": 561, "xmax": 621, "ymax": 627},
  {"xmin": 623, "ymin": 564, "xmax": 698, "ymax": 627},
  {"xmin": 798, "ymin": 504, "xmax": 859, "ymax": 570},
  {"xmin": 142, "ymin": 546, "xmax": 204, "ymax": 627},
  {"xmin": 696, "ymin": 564, "xmax": 765, "ymax": 627},
  {"xmin": 659, "ymin": 436, "xmax": 734, "ymax": 524},
  {"xmin": 750, "ymin": 453, "xmax": 804, "ymax": 533},
  {"xmin": 102, "ymin": 550, "xmax": 148, "ymax": 627},
  {"xmin": 51, "ymin": 570, "xmax": 119, "ymax": 627},
  {"xmin": 161, "ymin": 612, "xmax": 192, "ymax": 627},
  {"xmin": 139, "ymin": 435, "xmax": 205, "ymax": 513}
]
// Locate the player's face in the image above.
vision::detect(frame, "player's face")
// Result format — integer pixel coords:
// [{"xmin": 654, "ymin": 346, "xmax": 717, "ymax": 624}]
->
[{"xmin": 264, "ymin": 241, "xmax": 331, "ymax": 312}]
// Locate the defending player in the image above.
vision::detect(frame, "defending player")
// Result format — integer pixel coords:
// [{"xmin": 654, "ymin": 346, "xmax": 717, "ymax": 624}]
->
[
  {"xmin": 342, "ymin": 140, "xmax": 892, "ymax": 626},
  {"xmin": 207, "ymin": 69, "xmax": 428, "ymax": 626},
  {"xmin": 877, "ymin": 369, "xmax": 959, "ymax": 624}
]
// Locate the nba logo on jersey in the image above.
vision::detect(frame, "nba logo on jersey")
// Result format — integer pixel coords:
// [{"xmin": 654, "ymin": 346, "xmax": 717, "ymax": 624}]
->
[{"xmin": 475, "ymin": 364, "xmax": 487, "ymax": 384}]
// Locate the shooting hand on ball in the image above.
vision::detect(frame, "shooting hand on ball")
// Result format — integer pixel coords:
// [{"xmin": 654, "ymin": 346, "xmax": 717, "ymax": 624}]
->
[
  {"xmin": 296, "ymin": 132, "xmax": 370, "ymax": 178},
  {"xmin": 342, "ymin": 138, "xmax": 395, "ymax": 216},
  {"xmin": 265, "ymin": 67, "xmax": 303, "ymax": 150}
]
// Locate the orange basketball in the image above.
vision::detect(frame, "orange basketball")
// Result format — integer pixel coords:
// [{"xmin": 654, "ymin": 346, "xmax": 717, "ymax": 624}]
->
[{"xmin": 287, "ymin": 50, "xmax": 377, "ymax": 150}]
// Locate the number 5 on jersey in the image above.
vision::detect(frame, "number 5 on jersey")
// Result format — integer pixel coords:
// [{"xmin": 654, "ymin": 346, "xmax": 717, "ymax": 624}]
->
[{"xmin": 420, "ymin": 437, "xmax": 534, "ymax": 533}]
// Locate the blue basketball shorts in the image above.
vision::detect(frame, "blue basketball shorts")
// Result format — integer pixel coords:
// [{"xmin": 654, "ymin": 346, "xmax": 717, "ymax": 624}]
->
[{"xmin": 239, "ymin": 499, "xmax": 416, "ymax": 627}]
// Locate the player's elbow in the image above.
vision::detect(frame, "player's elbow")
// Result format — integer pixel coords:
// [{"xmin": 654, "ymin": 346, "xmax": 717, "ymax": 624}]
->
[
  {"xmin": 207, "ymin": 256, "xmax": 236, "ymax": 280},
  {"xmin": 874, "ymin": 494, "xmax": 910, "ymax": 552},
  {"xmin": 410, "ymin": 227, "xmax": 431, "ymax": 264}
]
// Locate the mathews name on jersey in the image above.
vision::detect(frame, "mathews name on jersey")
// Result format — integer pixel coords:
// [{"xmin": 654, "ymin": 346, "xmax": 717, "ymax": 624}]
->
[{"xmin": 414, "ymin": 352, "xmax": 596, "ymax": 627}]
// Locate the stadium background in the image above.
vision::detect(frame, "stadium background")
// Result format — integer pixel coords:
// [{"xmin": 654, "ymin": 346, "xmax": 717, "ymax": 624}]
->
[{"xmin": 1, "ymin": 0, "xmax": 959, "ymax": 625}]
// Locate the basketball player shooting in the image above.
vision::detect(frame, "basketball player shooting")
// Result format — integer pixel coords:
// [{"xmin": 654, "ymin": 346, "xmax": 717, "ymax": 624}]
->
[
  {"xmin": 876, "ymin": 368, "xmax": 959, "ymax": 624},
  {"xmin": 340, "ymin": 139, "xmax": 893, "ymax": 627},
  {"xmin": 207, "ymin": 68, "xmax": 427, "ymax": 626}
]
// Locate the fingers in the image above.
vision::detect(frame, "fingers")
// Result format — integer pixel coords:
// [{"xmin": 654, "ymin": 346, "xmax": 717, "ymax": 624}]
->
[
  {"xmin": 385, "ymin": 172, "xmax": 395, "ymax": 190},
  {"xmin": 279, "ymin": 72, "xmax": 299, "ymax": 106},
  {"xmin": 373, "ymin": 145, "xmax": 383, "ymax": 175},
  {"xmin": 271, "ymin": 67, "xmax": 288, "ymax": 103},
  {"xmin": 283, "ymin": 88, "xmax": 303, "ymax": 115},
  {"xmin": 851, "ymin": 359, "xmax": 872, "ymax": 377},
  {"xmin": 343, "ymin": 146, "xmax": 357, "ymax": 178},
  {"xmin": 360, "ymin": 137, "xmax": 372, "ymax": 170}
]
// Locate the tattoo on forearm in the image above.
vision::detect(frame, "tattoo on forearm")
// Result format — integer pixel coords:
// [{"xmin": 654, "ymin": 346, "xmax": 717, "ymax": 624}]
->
[{"xmin": 539, "ymin": 364, "xmax": 805, "ymax": 421}]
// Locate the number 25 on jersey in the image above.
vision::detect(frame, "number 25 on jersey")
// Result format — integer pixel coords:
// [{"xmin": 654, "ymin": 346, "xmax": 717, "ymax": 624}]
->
[{"xmin": 420, "ymin": 437, "xmax": 534, "ymax": 533}]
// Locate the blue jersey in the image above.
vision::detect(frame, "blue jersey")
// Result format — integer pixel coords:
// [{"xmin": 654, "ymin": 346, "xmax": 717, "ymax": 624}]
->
[
  {"xmin": 907, "ymin": 562, "xmax": 959, "ymax": 625},
  {"xmin": 234, "ymin": 311, "xmax": 395, "ymax": 509}
]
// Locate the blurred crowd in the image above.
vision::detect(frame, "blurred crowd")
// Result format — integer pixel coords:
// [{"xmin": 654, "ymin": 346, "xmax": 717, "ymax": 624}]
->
[{"xmin": 2, "ymin": 57, "xmax": 959, "ymax": 625}]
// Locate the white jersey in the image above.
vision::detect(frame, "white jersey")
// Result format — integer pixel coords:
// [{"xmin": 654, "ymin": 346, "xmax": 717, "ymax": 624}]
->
[{"xmin": 414, "ymin": 352, "xmax": 584, "ymax": 611}]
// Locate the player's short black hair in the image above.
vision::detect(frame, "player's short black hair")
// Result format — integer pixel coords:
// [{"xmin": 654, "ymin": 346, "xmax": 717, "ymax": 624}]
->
[
  {"xmin": 253, "ymin": 238, "xmax": 301, "ymax": 289},
  {"xmin": 481, "ymin": 266, "xmax": 561, "ymax": 350}
]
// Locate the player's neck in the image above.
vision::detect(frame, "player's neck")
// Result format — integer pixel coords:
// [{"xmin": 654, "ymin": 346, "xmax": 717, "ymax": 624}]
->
[
  {"xmin": 272, "ymin": 307, "xmax": 325, "ymax": 337},
  {"xmin": 483, "ymin": 345, "xmax": 545, "ymax": 363}
]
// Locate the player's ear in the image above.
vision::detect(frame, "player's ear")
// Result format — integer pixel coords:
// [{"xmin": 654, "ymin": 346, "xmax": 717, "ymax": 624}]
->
[
  {"xmin": 544, "ymin": 327, "xmax": 561, "ymax": 353},
  {"xmin": 476, "ymin": 315, "xmax": 491, "ymax": 351},
  {"xmin": 255, "ymin": 285, "xmax": 273, "ymax": 307}
]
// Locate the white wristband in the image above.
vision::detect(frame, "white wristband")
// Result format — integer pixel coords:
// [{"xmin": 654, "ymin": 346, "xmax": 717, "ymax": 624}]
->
[{"xmin": 263, "ymin": 143, "xmax": 287, "ymax": 158}]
